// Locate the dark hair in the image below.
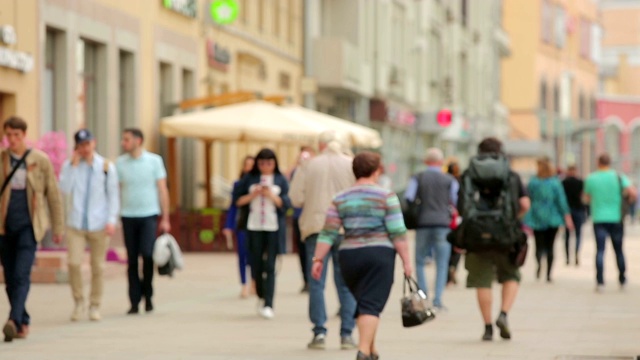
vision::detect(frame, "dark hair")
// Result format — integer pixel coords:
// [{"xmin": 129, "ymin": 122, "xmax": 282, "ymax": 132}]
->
[
  {"xmin": 250, "ymin": 148, "xmax": 281, "ymax": 175},
  {"xmin": 477, "ymin": 137, "xmax": 503, "ymax": 155},
  {"xmin": 598, "ymin": 153, "xmax": 611, "ymax": 166},
  {"xmin": 123, "ymin": 128, "xmax": 144, "ymax": 143},
  {"xmin": 3, "ymin": 117, "xmax": 27, "ymax": 132},
  {"xmin": 239, "ymin": 156, "xmax": 255, "ymax": 179},
  {"xmin": 352, "ymin": 151, "xmax": 381, "ymax": 179}
]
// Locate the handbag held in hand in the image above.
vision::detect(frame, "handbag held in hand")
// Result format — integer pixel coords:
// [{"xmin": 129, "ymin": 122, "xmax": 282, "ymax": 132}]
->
[{"xmin": 401, "ymin": 275, "xmax": 435, "ymax": 328}]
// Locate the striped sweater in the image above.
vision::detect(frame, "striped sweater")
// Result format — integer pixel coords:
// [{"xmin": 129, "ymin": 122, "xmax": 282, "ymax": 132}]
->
[{"xmin": 318, "ymin": 185, "xmax": 407, "ymax": 250}]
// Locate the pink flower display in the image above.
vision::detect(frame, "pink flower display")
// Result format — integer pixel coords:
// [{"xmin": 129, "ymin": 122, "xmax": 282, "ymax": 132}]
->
[{"xmin": 36, "ymin": 132, "xmax": 68, "ymax": 179}]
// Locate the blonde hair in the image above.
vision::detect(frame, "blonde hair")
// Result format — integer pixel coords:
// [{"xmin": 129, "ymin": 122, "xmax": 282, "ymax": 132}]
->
[{"xmin": 536, "ymin": 157, "xmax": 555, "ymax": 179}]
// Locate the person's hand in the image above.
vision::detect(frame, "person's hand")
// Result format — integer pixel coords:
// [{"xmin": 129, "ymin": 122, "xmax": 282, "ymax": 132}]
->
[
  {"xmin": 251, "ymin": 186, "xmax": 262, "ymax": 198},
  {"xmin": 311, "ymin": 260, "xmax": 324, "ymax": 280},
  {"xmin": 453, "ymin": 246, "xmax": 466, "ymax": 254},
  {"xmin": 403, "ymin": 261, "xmax": 413, "ymax": 277},
  {"xmin": 159, "ymin": 218, "xmax": 171, "ymax": 233},
  {"xmin": 71, "ymin": 150, "xmax": 80, "ymax": 167},
  {"xmin": 222, "ymin": 228, "xmax": 233, "ymax": 238},
  {"xmin": 53, "ymin": 234, "xmax": 63, "ymax": 244},
  {"xmin": 261, "ymin": 186, "xmax": 273, "ymax": 198},
  {"xmin": 105, "ymin": 223, "xmax": 116, "ymax": 237},
  {"xmin": 565, "ymin": 218, "xmax": 575, "ymax": 231}
]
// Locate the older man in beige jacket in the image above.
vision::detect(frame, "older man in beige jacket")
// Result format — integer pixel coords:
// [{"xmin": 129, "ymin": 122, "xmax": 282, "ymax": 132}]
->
[{"xmin": 290, "ymin": 131, "xmax": 357, "ymax": 351}]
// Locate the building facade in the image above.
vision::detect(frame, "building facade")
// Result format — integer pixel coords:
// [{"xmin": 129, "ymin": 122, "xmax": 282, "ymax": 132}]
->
[
  {"xmin": 502, "ymin": 0, "xmax": 600, "ymax": 177},
  {"xmin": 0, "ymin": 0, "xmax": 38, "ymax": 136},
  {"xmin": 304, "ymin": 0, "xmax": 509, "ymax": 191}
]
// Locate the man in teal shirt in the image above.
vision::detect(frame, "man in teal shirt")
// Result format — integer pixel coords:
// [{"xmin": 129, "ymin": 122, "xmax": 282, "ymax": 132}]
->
[
  {"xmin": 584, "ymin": 153, "xmax": 636, "ymax": 292},
  {"xmin": 116, "ymin": 128, "xmax": 171, "ymax": 314}
]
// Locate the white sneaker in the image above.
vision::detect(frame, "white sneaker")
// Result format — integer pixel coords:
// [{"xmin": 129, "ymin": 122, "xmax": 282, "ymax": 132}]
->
[
  {"xmin": 259, "ymin": 306, "xmax": 275, "ymax": 319},
  {"xmin": 71, "ymin": 302, "xmax": 85, "ymax": 322},
  {"xmin": 89, "ymin": 307, "xmax": 101, "ymax": 321},
  {"xmin": 595, "ymin": 284, "xmax": 605, "ymax": 293}
]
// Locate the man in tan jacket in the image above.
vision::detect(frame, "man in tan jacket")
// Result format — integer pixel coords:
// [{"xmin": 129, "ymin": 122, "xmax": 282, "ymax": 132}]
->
[
  {"xmin": 289, "ymin": 131, "xmax": 357, "ymax": 351},
  {"xmin": 0, "ymin": 117, "xmax": 64, "ymax": 342}
]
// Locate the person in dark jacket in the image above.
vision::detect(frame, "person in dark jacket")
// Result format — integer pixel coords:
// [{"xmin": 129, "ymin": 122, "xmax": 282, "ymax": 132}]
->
[
  {"xmin": 223, "ymin": 156, "xmax": 255, "ymax": 298},
  {"xmin": 233, "ymin": 149, "xmax": 291, "ymax": 319},
  {"xmin": 562, "ymin": 165, "xmax": 586, "ymax": 266}
]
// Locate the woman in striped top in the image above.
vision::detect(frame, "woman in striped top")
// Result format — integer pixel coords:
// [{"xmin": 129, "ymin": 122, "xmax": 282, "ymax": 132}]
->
[{"xmin": 311, "ymin": 152, "xmax": 412, "ymax": 360}]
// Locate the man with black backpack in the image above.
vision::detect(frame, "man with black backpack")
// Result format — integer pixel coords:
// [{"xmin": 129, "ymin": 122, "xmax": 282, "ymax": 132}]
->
[{"xmin": 449, "ymin": 137, "xmax": 530, "ymax": 341}]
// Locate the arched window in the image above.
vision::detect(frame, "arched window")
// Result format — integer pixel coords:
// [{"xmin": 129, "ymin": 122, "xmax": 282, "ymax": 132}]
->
[
  {"xmin": 539, "ymin": 80, "xmax": 547, "ymax": 110},
  {"xmin": 553, "ymin": 84, "xmax": 560, "ymax": 115}
]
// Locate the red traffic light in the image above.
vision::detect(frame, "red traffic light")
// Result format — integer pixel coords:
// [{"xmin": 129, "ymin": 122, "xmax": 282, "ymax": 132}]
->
[{"xmin": 437, "ymin": 109, "xmax": 452, "ymax": 127}]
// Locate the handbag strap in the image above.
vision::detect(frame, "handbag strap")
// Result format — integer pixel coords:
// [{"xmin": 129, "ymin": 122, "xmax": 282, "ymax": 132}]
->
[{"xmin": 0, "ymin": 149, "xmax": 31, "ymax": 197}]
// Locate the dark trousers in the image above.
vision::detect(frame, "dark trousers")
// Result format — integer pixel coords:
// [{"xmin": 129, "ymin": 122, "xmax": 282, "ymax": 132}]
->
[
  {"xmin": 564, "ymin": 208, "xmax": 586, "ymax": 263},
  {"xmin": 248, "ymin": 231, "xmax": 279, "ymax": 308},
  {"xmin": 533, "ymin": 227, "xmax": 559, "ymax": 280},
  {"xmin": 293, "ymin": 218, "xmax": 308, "ymax": 286},
  {"xmin": 593, "ymin": 223, "xmax": 626, "ymax": 285},
  {"xmin": 122, "ymin": 216, "xmax": 158, "ymax": 308},
  {"xmin": 0, "ymin": 226, "xmax": 36, "ymax": 332}
]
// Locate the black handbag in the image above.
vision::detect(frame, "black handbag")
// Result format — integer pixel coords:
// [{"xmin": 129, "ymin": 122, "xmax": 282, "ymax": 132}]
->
[{"xmin": 401, "ymin": 275, "xmax": 435, "ymax": 328}]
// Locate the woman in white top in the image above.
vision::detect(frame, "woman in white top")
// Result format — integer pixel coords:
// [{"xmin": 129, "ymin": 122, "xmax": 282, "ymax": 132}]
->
[{"xmin": 233, "ymin": 149, "xmax": 291, "ymax": 319}]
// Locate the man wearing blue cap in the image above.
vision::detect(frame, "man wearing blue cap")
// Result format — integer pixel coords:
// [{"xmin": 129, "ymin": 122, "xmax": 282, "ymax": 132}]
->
[{"xmin": 59, "ymin": 129, "xmax": 119, "ymax": 322}]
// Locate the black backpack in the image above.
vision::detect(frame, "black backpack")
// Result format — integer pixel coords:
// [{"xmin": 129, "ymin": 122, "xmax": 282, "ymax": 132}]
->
[{"xmin": 448, "ymin": 153, "xmax": 523, "ymax": 252}]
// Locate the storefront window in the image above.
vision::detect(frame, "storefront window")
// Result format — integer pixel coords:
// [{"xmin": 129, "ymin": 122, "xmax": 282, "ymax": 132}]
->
[{"xmin": 119, "ymin": 50, "xmax": 135, "ymax": 133}]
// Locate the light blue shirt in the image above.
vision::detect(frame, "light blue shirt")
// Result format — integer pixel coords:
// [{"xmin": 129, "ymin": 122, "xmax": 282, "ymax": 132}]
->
[
  {"xmin": 59, "ymin": 154, "xmax": 120, "ymax": 231},
  {"xmin": 116, "ymin": 150, "xmax": 167, "ymax": 218},
  {"xmin": 404, "ymin": 166, "xmax": 459, "ymax": 205}
]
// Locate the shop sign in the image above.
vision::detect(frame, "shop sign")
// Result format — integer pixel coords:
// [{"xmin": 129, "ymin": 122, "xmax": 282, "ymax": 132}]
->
[
  {"xmin": 210, "ymin": 0, "xmax": 240, "ymax": 25},
  {"xmin": 0, "ymin": 25, "xmax": 34, "ymax": 73},
  {"xmin": 207, "ymin": 40, "xmax": 231, "ymax": 72},
  {"xmin": 162, "ymin": 0, "xmax": 197, "ymax": 18}
]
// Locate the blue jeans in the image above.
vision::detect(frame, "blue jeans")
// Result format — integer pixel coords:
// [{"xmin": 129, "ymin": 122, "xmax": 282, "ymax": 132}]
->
[
  {"xmin": 415, "ymin": 226, "xmax": 451, "ymax": 307},
  {"xmin": 593, "ymin": 223, "xmax": 626, "ymax": 285},
  {"xmin": 236, "ymin": 230, "xmax": 250, "ymax": 284},
  {"xmin": 305, "ymin": 234, "xmax": 356, "ymax": 337},
  {"xmin": 564, "ymin": 208, "xmax": 586, "ymax": 262},
  {"xmin": 0, "ymin": 226, "xmax": 37, "ymax": 332}
]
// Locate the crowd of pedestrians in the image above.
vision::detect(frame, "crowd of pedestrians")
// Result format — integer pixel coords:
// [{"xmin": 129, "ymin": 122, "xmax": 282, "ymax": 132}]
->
[{"xmin": 0, "ymin": 115, "xmax": 637, "ymax": 359}]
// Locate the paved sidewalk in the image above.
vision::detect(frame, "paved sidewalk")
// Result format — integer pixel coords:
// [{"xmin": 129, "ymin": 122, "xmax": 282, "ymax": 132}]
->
[{"xmin": 0, "ymin": 224, "xmax": 639, "ymax": 359}]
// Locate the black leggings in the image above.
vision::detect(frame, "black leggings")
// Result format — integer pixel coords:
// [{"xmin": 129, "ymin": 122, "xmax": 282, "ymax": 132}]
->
[
  {"xmin": 248, "ymin": 231, "xmax": 279, "ymax": 308},
  {"xmin": 533, "ymin": 227, "xmax": 559, "ymax": 280}
]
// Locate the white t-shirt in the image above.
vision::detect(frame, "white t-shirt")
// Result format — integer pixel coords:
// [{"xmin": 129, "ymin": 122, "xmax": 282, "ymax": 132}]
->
[
  {"xmin": 247, "ymin": 174, "xmax": 280, "ymax": 232},
  {"xmin": 9, "ymin": 152, "xmax": 27, "ymax": 190}
]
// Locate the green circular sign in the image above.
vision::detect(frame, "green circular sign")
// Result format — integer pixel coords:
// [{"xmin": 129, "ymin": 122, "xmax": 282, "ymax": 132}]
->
[
  {"xmin": 199, "ymin": 230, "xmax": 215, "ymax": 244},
  {"xmin": 210, "ymin": 0, "xmax": 240, "ymax": 25}
]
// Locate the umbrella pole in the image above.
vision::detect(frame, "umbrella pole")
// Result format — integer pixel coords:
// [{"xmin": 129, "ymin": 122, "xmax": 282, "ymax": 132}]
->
[
  {"xmin": 204, "ymin": 140, "xmax": 213, "ymax": 208},
  {"xmin": 167, "ymin": 137, "xmax": 179, "ymax": 211}
]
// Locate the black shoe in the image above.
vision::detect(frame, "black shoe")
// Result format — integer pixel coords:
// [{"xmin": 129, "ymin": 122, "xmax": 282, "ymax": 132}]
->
[
  {"xmin": 127, "ymin": 307, "xmax": 139, "ymax": 315},
  {"xmin": 575, "ymin": 258, "xmax": 580, "ymax": 267},
  {"xmin": 496, "ymin": 314, "xmax": 511, "ymax": 340},
  {"xmin": 482, "ymin": 325, "xmax": 493, "ymax": 341},
  {"xmin": 300, "ymin": 284, "xmax": 309, "ymax": 293},
  {"xmin": 357, "ymin": 351, "xmax": 372, "ymax": 360},
  {"xmin": 535, "ymin": 265, "xmax": 541, "ymax": 280},
  {"xmin": 145, "ymin": 299, "xmax": 154, "ymax": 313}
]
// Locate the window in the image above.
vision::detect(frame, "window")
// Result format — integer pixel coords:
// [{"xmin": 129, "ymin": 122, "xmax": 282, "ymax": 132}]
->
[
  {"xmin": 44, "ymin": 29, "xmax": 62, "ymax": 133},
  {"xmin": 578, "ymin": 93, "xmax": 585, "ymax": 120},
  {"xmin": 591, "ymin": 24, "xmax": 602, "ymax": 64},
  {"xmin": 279, "ymin": 72, "xmax": 290, "ymax": 90},
  {"xmin": 119, "ymin": 50, "xmax": 135, "ymax": 132},
  {"xmin": 274, "ymin": 0, "xmax": 280, "ymax": 38},
  {"xmin": 182, "ymin": 69, "xmax": 195, "ymax": 100},
  {"xmin": 555, "ymin": 6, "xmax": 566, "ymax": 48},
  {"xmin": 590, "ymin": 96, "xmax": 597, "ymax": 120},
  {"xmin": 540, "ymin": 81, "xmax": 547, "ymax": 110},
  {"xmin": 541, "ymin": 0, "xmax": 552, "ymax": 43},
  {"xmin": 580, "ymin": 19, "xmax": 591, "ymax": 58},
  {"xmin": 77, "ymin": 39, "xmax": 107, "ymax": 154},
  {"xmin": 553, "ymin": 84, "xmax": 560, "ymax": 114},
  {"xmin": 159, "ymin": 62, "xmax": 173, "ymax": 118},
  {"xmin": 461, "ymin": 0, "xmax": 468, "ymax": 27}
]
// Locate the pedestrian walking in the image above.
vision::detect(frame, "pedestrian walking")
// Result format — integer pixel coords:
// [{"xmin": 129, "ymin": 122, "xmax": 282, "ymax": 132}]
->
[
  {"xmin": 59, "ymin": 129, "xmax": 120, "ymax": 322},
  {"xmin": 404, "ymin": 148, "xmax": 458, "ymax": 311},
  {"xmin": 289, "ymin": 146, "xmax": 315, "ymax": 293},
  {"xmin": 584, "ymin": 153, "xmax": 637, "ymax": 292},
  {"xmin": 116, "ymin": 128, "xmax": 171, "ymax": 315},
  {"xmin": 562, "ymin": 165, "xmax": 587, "ymax": 266},
  {"xmin": 446, "ymin": 161, "xmax": 463, "ymax": 286},
  {"xmin": 524, "ymin": 157, "xmax": 573, "ymax": 283},
  {"xmin": 311, "ymin": 151, "xmax": 412, "ymax": 360},
  {"xmin": 233, "ymin": 148, "xmax": 290, "ymax": 319},
  {"xmin": 289, "ymin": 131, "xmax": 357, "ymax": 350},
  {"xmin": 223, "ymin": 156, "xmax": 255, "ymax": 298},
  {"xmin": 452, "ymin": 137, "xmax": 530, "ymax": 341},
  {"xmin": 0, "ymin": 117, "xmax": 64, "ymax": 342}
]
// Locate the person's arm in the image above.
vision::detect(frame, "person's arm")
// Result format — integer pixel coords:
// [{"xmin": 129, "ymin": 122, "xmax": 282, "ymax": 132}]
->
[
  {"xmin": 622, "ymin": 176, "xmax": 637, "ymax": 201},
  {"xmin": 154, "ymin": 157, "xmax": 171, "ymax": 233},
  {"xmin": 43, "ymin": 157, "xmax": 65, "ymax": 243},
  {"xmin": 289, "ymin": 165, "xmax": 305, "ymax": 208},
  {"xmin": 404, "ymin": 177, "xmax": 418, "ymax": 202},
  {"xmin": 105, "ymin": 163, "xmax": 120, "ymax": 236},
  {"xmin": 385, "ymin": 194, "xmax": 412, "ymax": 276},
  {"xmin": 276, "ymin": 175, "xmax": 291, "ymax": 210},
  {"xmin": 555, "ymin": 180, "xmax": 573, "ymax": 230},
  {"xmin": 518, "ymin": 197, "xmax": 531, "ymax": 218},
  {"xmin": 58, "ymin": 160, "xmax": 73, "ymax": 195},
  {"xmin": 224, "ymin": 184, "xmax": 239, "ymax": 231},
  {"xmin": 311, "ymin": 201, "xmax": 342, "ymax": 280},
  {"xmin": 449, "ymin": 179, "xmax": 459, "ymax": 205}
]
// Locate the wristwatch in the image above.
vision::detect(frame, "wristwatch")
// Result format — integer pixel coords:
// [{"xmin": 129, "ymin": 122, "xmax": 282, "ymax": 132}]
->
[{"xmin": 312, "ymin": 256, "xmax": 323, "ymax": 263}]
